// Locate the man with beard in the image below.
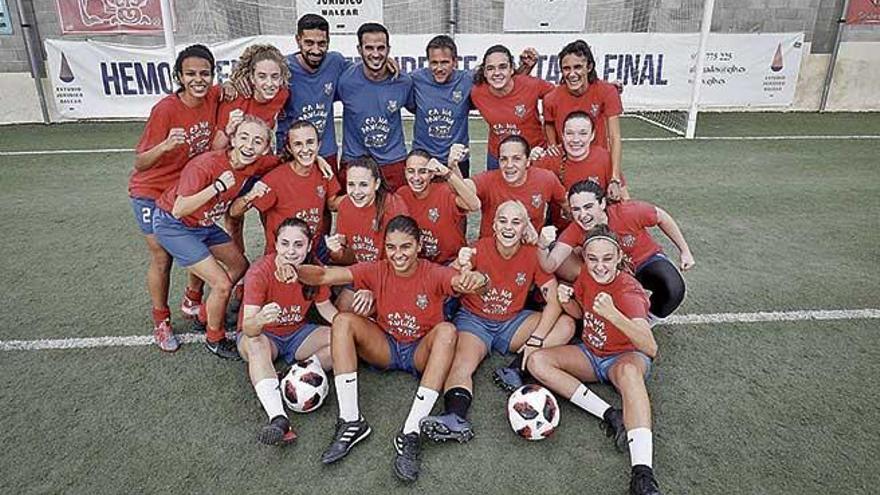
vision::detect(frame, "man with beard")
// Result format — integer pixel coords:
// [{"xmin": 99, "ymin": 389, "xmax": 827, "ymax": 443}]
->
[{"xmin": 337, "ymin": 22, "xmax": 413, "ymax": 191}]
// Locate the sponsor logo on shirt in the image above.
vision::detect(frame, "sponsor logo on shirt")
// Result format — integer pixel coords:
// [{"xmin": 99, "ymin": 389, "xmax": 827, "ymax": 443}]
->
[
  {"xmin": 583, "ymin": 311, "xmax": 607, "ymax": 349},
  {"xmin": 426, "ymin": 108, "xmax": 455, "ymax": 139},
  {"xmin": 351, "ymin": 234, "xmax": 379, "ymax": 262},
  {"xmin": 295, "ymin": 208, "xmax": 321, "ymax": 236},
  {"xmin": 277, "ymin": 304, "xmax": 305, "ymax": 326},
  {"xmin": 186, "ymin": 121, "xmax": 213, "ymax": 158},
  {"xmin": 300, "ymin": 103, "xmax": 329, "ymax": 135},
  {"xmin": 361, "ymin": 116, "xmax": 391, "ymax": 149},
  {"xmin": 201, "ymin": 198, "xmax": 233, "ymax": 226},
  {"xmin": 420, "ymin": 228, "xmax": 439, "ymax": 259},
  {"xmin": 491, "ymin": 123, "xmax": 521, "ymax": 137},
  {"xmin": 514, "ymin": 104, "xmax": 526, "ymax": 118}
]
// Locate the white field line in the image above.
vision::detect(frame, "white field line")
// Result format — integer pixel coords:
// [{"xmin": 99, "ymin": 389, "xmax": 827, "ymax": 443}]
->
[
  {"xmin": 1, "ymin": 308, "xmax": 878, "ymax": 352},
  {"xmin": 2, "ymin": 134, "xmax": 880, "ymax": 157}
]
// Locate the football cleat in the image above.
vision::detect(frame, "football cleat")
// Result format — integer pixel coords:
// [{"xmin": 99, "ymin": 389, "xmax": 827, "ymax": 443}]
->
[
  {"xmin": 601, "ymin": 407, "xmax": 627, "ymax": 452},
  {"xmin": 492, "ymin": 366, "xmax": 524, "ymax": 393},
  {"xmin": 393, "ymin": 432, "xmax": 422, "ymax": 482},
  {"xmin": 180, "ymin": 295, "xmax": 200, "ymax": 320},
  {"xmin": 419, "ymin": 413, "xmax": 474, "ymax": 443},
  {"xmin": 152, "ymin": 318, "xmax": 180, "ymax": 353},
  {"xmin": 630, "ymin": 465, "xmax": 661, "ymax": 495},
  {"xmin": 321, "ymin": 417, "xmax": 371, "ymax": 464},
  {"xmin": 204, "ymin": 337, "xmax": 241, "ymax": 360},
  {"xmin": 258, "ymin": 415, "xmax": 297, "ymax": 446}
]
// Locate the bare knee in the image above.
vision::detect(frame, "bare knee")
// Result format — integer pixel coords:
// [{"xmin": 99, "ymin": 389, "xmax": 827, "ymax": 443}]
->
[
  {"xmin": 527, "ymin": 349, "xmax": 553, "ymax": 379},
  {"xmin": 331, "ymin": 312, "xmax": 358, "ymax": 337},
  {"xmin": 434, "ymin": 323, "xmax": 457, "ymax": 348},
  {"xmin": 209, "ymin": 275, "xmax": 232, "ymax": 295},
  {"xmin": 613, "ymin": 360, "xmax": 645, "ymax": 388},
  {"xmin": 241, "ymin": 335, "xmax": 272, "ymax": 363}
]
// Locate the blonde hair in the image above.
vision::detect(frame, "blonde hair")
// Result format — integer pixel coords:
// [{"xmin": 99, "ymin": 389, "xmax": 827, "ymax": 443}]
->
[
  {"xmin": 494, "ymin": 200, "xmax": 538, "ymax": 244},
  {"xmin": 231, "ymin": 114, "xmax": 272, "ymax": 141}
]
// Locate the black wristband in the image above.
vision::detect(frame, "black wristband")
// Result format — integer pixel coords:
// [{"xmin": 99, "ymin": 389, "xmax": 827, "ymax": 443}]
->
[{"xmin": 213, "ymin": 178, "xmax": 227, "ymax": 195}]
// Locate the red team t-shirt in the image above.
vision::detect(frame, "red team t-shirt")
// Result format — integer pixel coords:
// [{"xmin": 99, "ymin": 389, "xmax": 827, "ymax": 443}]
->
[
  {"xmin": 252, "ymin": 163, "xmax": 342, "ymax": 252},
  {"xmin": 543, "ymin": 80, "xmax": 623, "ymax": 151},
  {"xmin": 460, "ymin": 237, "xmax": 554, "ymax": 321},
  {"xmin": 470, "ymin": 74, "xmax": 555, "ymax": 159},
  {"xmin": 558, "ymin": 201, "xmax": 662, "ymax": 268},
  {"xmin": 350, "ymin": 259, "xmax": 458, "ymax": 343},
  {"xmin": 240, "ymin": 254, "xmax": 331, "ymax": 337},
  {"xmin": 216, "ymin": 88, "xmax": 290, "ymax": 132},
  {"xmin": 472, "ymin": 167, "xmax": 566, "ymax": 238},
  {"xmin": 574, "ymin": 269, "xmax": 649, "ymax": 357},
  {"xmin": 155, "ymin": 150, "xmax": 278, "ymax": 228},
  {"xmin": 335, "ymin": 194, "xmax": 409, "ymax": 263},
  {"xmin": 534, "ymin": 145, "xmax": 613, "ymax": 228},
  {"xmin": 396, "ymin": 183, "xmax": 466, "ymax": 264},
  {"xmin": 129, "ymin": 87, "xmax": 221, "ymax": 200}
]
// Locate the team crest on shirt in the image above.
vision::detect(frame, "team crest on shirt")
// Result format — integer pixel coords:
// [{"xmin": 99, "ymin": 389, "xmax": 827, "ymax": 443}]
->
[
  {"xmin": 531, "ymin": 193, "xmax": 543, "ymax": 208},
  {"xmin": 621, "ymin": 234, "xmax": 636, "ymax": 248},
  {"xmin": 427, "ymin": 207, "xmax": 440, "ymax": 223},
  {"xmin": 514, "ymin": 104, "xmax": 526, "ymax": 118},
  {"xmin": 515, "ymin": 272, "xmax": 527, "ymax": 286},
  {"xmin": 316, "ymin": 185, "xmax": 326, "ymax": 198},
  {"xmin": 452, "ymin": 90, "xmax": 463, "ymax": 103},
  {"xmin": 323, "ymin": 82, "xmax": 334, "ymax": 96},
  {"xmin": 416, "ymin": 294, "xmax": 429, "ymax": 310},
  {"xmin": 387, "ymin": 99, "xmax": 399, "ymax": 113},
  {"xmin": 590, "ymin": 103, "xmax": 600, "ymax": 117}
]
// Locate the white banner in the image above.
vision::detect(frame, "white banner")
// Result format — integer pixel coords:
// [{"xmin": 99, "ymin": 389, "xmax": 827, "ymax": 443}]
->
[
  {"xmin": 44, "ymin": 32, "xmax": 804, "ymax": 119},
  {"xmin": 503, "ymin": 0, "xmax": 586, "ymax": 32},
  {"xmin": 296, "ymin": 0, "xmax": 383, "ymax": 34}
]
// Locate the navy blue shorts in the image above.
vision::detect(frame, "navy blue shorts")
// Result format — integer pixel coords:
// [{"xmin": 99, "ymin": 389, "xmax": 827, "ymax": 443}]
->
[
  {"xmin": 384, "ymin": 335, "xmax": 421, "ymax": 376},
  {"xmin": 576, "ymin": 343, "xmax": 652, "ymax": 384},
  {"xmin": 454, "ymin": 307, "xmax": 535, "ymax": 355},
  {"xmin": 237, "ymin": 323, "xmax": 323, "ymax": 365},
  {"xmin": 130, "ymin": 196, "xmax": 157, "ymax": 235},
  {"xmin": 485, "ymin": 153, "xmax": 499, "ymax": 171},
  {"xmin": 152, "ymin": 208, "xmax": 231, "ymax": 267}
]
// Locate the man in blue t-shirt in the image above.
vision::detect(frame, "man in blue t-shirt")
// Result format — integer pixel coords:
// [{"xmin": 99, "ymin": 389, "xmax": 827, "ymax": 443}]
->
[
  {"xmin": 337, "ymin": 22, "xmax": 412, "ymax": 191},
  {"xmin": 276, "ymin": 14, "xmax": 346, "ymax": 174},
  {"xmin": 406, "ymin": 35, "xmax": 474, "ymax": 177}
]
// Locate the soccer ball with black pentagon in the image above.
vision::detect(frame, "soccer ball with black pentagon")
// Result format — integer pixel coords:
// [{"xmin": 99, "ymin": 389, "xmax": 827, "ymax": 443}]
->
[
  {"xmin": 281, "ymin": 356, "xmax": 328, "ymax": 413},
  {"xmin": 507, "ymin": 384, "xmax": 560, "ymax": 440}
]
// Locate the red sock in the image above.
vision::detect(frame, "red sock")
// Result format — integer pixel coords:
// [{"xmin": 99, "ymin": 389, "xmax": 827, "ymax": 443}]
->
[
  {"xmin": 206, "ymin": 325, "xmax": 225, "ymax": 343},
  {"xmin": 151, "ymin": 307, "xmax": 171, "ymax": 324},
  {"xmin": 185, "ymin": 287, "xmax": 203, "ymax": 304}
]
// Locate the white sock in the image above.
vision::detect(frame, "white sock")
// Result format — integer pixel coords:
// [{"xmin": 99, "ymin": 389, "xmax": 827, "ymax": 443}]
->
[
  {"xmin": 334, "ymin": 372, "xmax": 360, "ymax": 422},
  {"xmin": 254, "ymin": 378, "xmax": 287, "ymax": 421},
  {"xmin": 627, "ymin": 427, "xmax": 653, "ymax": 468},
  {"xmin": 402, "ymin": 386, "xmax": 439, "ymax": 434},
  {"xmin": 569, "ymin": 384, "xmax": 611, "ymax": 419}
]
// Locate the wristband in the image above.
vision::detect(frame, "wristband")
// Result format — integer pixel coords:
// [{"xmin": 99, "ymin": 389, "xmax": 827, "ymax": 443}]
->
[
  {"xmin": 526, "ymin": 335, "xmax": 545, "ymax": 348},
  {"xmin": 609, "ymin": 178, "xmax": 621, "ymax": 185},
  {"xmin": 213, "ymin": 179, "xmax": 228, "ymax": 195}
]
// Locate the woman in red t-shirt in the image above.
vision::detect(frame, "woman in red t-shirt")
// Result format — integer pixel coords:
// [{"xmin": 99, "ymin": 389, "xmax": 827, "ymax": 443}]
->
[
  {"xmin": 470, "ymin": 45, "xmax": 554, "ymax": 170},
  {"xmin": 152, "ymin": 117, "xmax": 276, "ymax": 360},
  {"xmin": 538, "ymin": 180, "xmax": 695, "ymax": 322},
  {"xmin": 128, "ymin": 44, "xmax": 221, "ymax": 353},
  {"xmin": 534, "ymin": 111, "xmax": 616, "ymax": 229},
  {"xmin": 297, "ymin": 215, "xmax": 488, "ymax": 481},
  {"xmin": 229, "ymin": 120, "xmax": 342, "ymax": 257},
  {"xmin": 528, "ymin": 225, "xmax": 660, "ymax": 494},
  {"xmin": 237, "ymin": 218, "xmax": 338, "ymax": 446},
  {"xmin": 419, "ymin": 199, "xmax": 575, "ymax": 444}
]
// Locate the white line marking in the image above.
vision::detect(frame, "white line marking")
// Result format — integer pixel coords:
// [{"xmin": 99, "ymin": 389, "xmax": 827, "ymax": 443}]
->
[
  {"xmin": 2, "ymin": 309, "xmax": 878, "ymax": 352},
  {"xmin": 2, "ymin": 135, "xmax": 880, "ymax": 156}
]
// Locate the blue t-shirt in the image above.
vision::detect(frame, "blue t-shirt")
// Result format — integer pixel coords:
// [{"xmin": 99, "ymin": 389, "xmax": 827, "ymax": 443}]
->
[
  {"xmin": 407, "ymin": 68, "xmax": 473, "ymax": 163},
  {"xmin": 277, "ymin": 51, "xmax": 348, "ymax": 158},
  {"xmin": 337, "ymin": 63, "xmax": 412, "ymax": 165}
]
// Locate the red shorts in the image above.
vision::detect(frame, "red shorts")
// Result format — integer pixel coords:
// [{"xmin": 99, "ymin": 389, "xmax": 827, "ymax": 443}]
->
[{"xmin": 339, "ymin": 159, "xmax": 407, "ymax": 192}]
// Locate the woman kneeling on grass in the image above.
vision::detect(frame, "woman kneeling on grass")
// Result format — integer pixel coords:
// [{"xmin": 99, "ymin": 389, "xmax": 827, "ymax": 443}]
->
[
  {"xmin": 238, "ymin": 218, "xmax": 337, "ymax": 446},
  {"xmin": 528, "ymin": 224, "xmax": 661, "ymax": 495},
  {"xmin": 418, "ymin": 199, "xmax": 575, "ymax": 444},
  {"xmin": 296, "ymin": 215, "xmax": 488, "ymax": 482},
  {"xmin": 153, "ymin": 116, "xmax": 277, "ymax": 360}
]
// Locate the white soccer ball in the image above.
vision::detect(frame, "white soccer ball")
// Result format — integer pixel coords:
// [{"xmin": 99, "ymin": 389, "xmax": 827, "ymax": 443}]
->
[
  {"xmin": 281, "ymin": 356, "xmax": 329, "ymax": 413},
  {"xmin": 507, "ymin": 384, "xmax": 560, "ymax": 440}
]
